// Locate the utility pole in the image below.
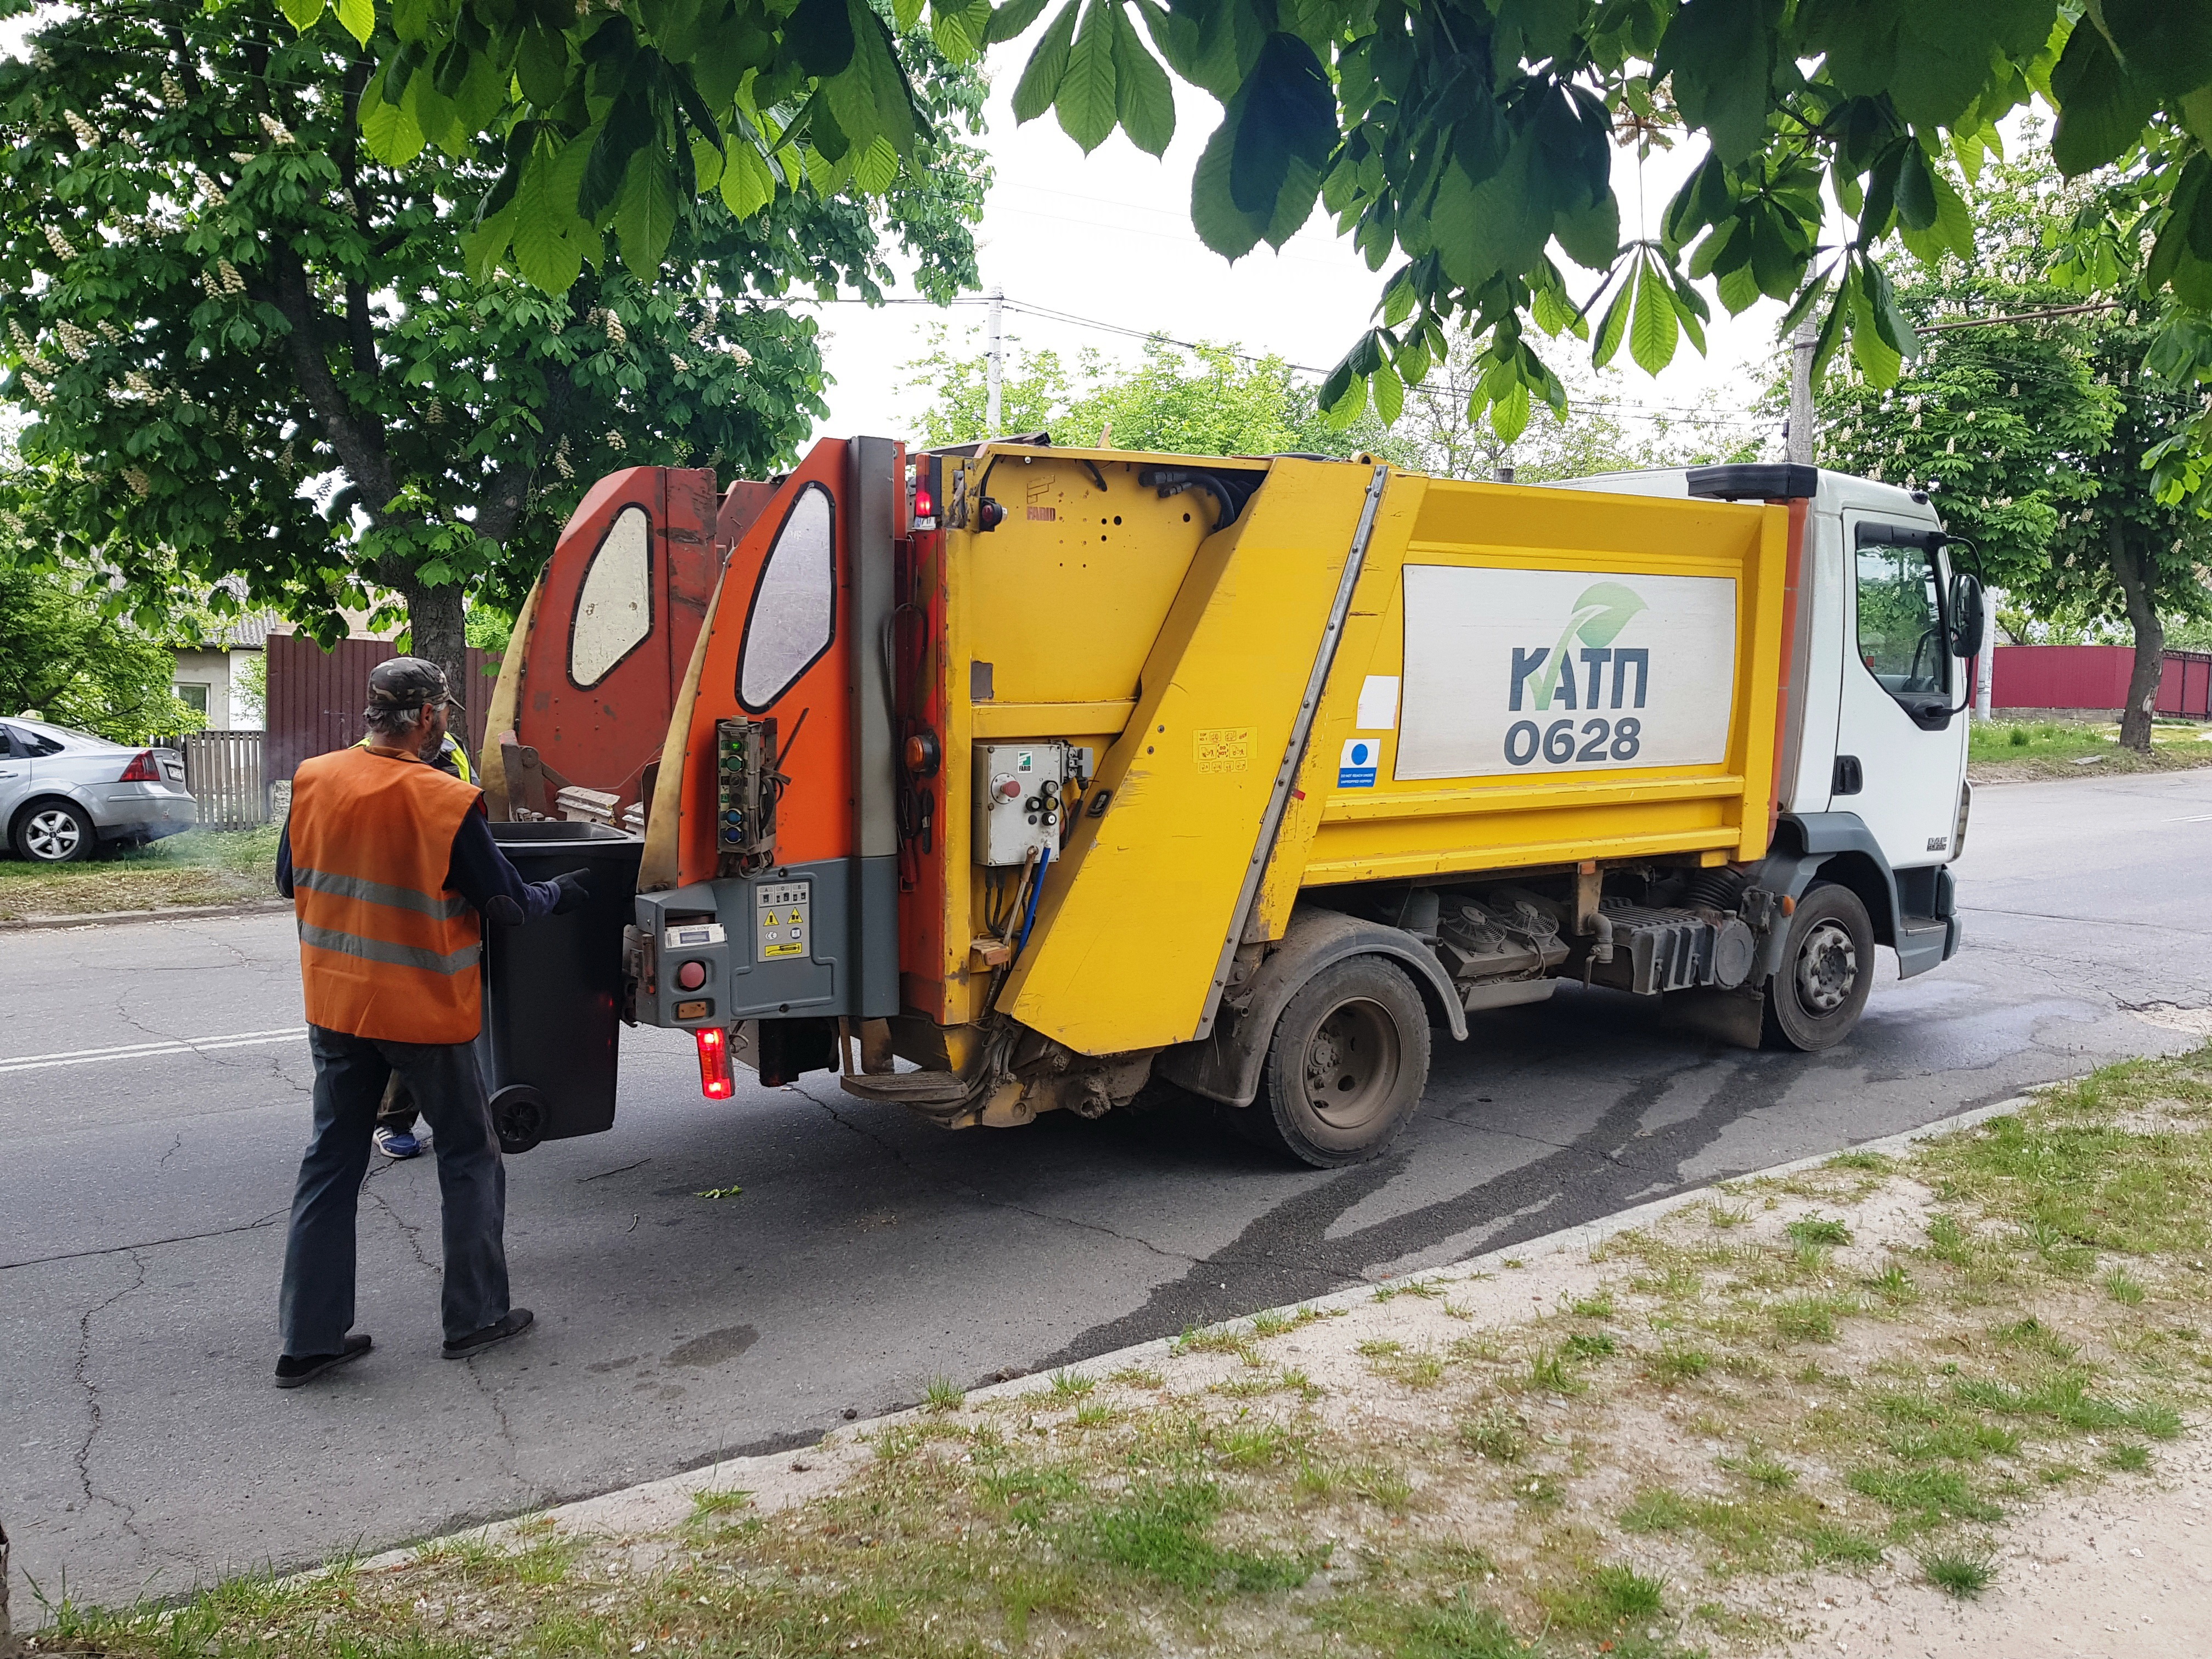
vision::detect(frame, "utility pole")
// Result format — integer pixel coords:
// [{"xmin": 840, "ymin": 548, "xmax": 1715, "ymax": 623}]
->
[
  {"xmin": 1977, "ymin": 589, "xmax": 1997, "ymax": 721},
  {"xmin": 1786, "ymin": 318, "xmax": 1816, "ymax": 466},
  {"xmin": 985, "ymin": 286, "xmax": 1004, "ymax": 437}
]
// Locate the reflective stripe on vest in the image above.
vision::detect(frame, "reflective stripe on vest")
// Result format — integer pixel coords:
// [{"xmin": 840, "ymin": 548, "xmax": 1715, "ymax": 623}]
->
[{"xmin": 289, "ymin": 746, "xmax": 484, "ymax": 1043}]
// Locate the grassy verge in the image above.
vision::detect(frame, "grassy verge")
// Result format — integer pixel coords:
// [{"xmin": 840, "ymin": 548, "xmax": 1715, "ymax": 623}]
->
[
  {"xmin": 1967, "ymin": 715, "xmax": 2212, "ymax": 781},
  {"xmin": 0, "ymin": 826, "xmax": 281, "ymax": 922},
  {"xmin": 35, "ymin": 1045, "xmax": 2212, "ymax": 1658}
]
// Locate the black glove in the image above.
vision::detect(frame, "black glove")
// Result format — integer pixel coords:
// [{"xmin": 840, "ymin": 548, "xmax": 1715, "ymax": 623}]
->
[
  {"xmin": 550, "ymin": 868, "xmax": 592, "ymax": 916},
  {"xmin": 484, "ymin": 895, "xmax": 524, "ymax": 928}
]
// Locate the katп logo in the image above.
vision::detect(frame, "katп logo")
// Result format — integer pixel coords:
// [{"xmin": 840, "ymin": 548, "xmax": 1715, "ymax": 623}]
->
[{"xmin": 1508, "ymin": 582, "xmax": 1650, "ymax": 713}]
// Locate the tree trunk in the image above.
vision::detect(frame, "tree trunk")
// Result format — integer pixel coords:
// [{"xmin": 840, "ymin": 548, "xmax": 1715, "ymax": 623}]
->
[
  {"xmin": 2111, "ymin": 527, "xmax": 2164, "ymax": 753},
  {"xmin": 397, "ymin": 576, "xmax": 469, "ymax": 703}
]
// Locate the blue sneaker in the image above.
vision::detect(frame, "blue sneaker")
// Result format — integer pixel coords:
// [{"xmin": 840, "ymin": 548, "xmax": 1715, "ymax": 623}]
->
[{"xmin": 374, "ymin": 1127, "xmax": 423, "ymax": 1159}]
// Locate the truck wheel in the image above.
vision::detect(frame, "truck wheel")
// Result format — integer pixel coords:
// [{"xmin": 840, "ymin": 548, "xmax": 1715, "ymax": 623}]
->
[
  {"xmin": 1762, "ymin": 881, "xmax": 1875, "ymax": 1052},
  {"xmin": 1242, "ymin": 956, "xmax": 1430, "ymax": 1168}
]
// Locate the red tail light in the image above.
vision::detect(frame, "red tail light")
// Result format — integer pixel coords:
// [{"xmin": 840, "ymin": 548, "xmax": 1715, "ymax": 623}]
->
[
  {"xmin": 695, "ymin": 1026, "xmax": 735, "ymax": 1099},
  {"xmin": 118, "ymin": 750, "xmax": 161, "ymax": 782}
]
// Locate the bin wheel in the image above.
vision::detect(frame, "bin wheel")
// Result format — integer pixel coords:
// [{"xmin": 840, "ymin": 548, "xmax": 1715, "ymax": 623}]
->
[
  {"xmin": 491, "ymin": 1084, "xmax": 548, "ymax": 1155},
  {"xmin": 1237, "ymin": 956, "xmax": 1430, "ymax": 1169},
  {"xmin": 1760, "ymin": 881, "xmax": 1876, "ymax": 1052}
]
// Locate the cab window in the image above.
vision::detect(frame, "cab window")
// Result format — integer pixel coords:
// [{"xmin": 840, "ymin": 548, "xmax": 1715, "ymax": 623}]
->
[
  {"xmin": 738, "ymin": 482, "xmax": 835, "ymax": 710},
  {"xmin": 1855, "ymin": 540, "xmax": 1949, "ymax": 697}
]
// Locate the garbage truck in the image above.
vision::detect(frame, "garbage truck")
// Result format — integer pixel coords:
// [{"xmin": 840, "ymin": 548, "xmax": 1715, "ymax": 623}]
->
[{"xmin": 469, "ymin": 439, "xmax": 1980, "ymax": 1167}]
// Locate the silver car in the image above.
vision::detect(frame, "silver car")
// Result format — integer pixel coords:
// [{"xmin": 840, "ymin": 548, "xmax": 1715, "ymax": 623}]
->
[{"xmin": 1, "ymin": 718, "xmax": 196, "ymax": 863}]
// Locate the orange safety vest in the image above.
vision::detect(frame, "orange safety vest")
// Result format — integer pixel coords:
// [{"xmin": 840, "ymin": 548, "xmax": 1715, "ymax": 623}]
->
[{"xmin": 289, "ymin": 746, "xmax": 485, "ymax": 1044}]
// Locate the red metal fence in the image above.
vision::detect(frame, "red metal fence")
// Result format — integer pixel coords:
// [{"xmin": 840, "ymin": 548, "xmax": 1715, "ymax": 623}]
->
[
  {"xmin": 1990, "ymin": 645, "xmax": 2212, "ymax": 718},
  {"xmin": 264, "ymin": 635, "xmax": 500, "ymax": 787}
]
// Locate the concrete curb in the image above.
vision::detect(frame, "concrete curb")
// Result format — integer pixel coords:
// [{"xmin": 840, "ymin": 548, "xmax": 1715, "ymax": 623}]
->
[
  {"xmin": 0, "ymin": 898, "xmax": 290, "ymax": 934},
  {"xmin": 341, "ymin": 1089, "xmax": 2039, "ymax": 1573}
]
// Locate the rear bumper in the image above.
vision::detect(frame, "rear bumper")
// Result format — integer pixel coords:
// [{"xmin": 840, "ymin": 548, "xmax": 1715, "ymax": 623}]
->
[{"xmin": 82, "ymin": 782, "xmax": 197, "ymax": 840}]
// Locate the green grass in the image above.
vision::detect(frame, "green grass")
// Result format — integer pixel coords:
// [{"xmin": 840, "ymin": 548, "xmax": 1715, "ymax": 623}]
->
[
  {"xmin": 923, "ymin": 1374, "xmax": 966, "ymax": 1412},
  {"xmin": 1049, "ymin": 1368, "xmax": 1097, "ymax": 1399},
  {"xmin": 1920, "ymin": 1547, "xmax": 1997, "ymax": 1598},
  {"xmin": 1459, "ymin": 1405, "xmax": 1526, "ymax": 1463},
  {"xmin": 1085, "ymin": 1478, "xmax": 1317, "ymax": 1593},
  {"xmin": 0, "ymin": 823, "xmax": 283, "ymax": 919},
  {"xmin": 1967, "ymin": 716, "xmax": 2212, "ymax": 776},
  {"xmin": 1650, "ymin": 1344, "xmax": 1713, "ymax": 1385}
]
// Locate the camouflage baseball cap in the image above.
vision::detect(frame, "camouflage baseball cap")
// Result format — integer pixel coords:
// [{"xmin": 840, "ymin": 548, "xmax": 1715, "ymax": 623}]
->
[{"xmin": 363, "ymin": 656, "xmax": 451, "ymax": 716}]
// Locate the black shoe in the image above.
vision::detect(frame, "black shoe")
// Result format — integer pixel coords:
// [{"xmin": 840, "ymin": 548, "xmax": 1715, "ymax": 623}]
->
[
  {"xmin": 444, "ymin": 1307, "xmax": 533, "ymax": 1358},
  {"xmin": 274, "ymin": 1332, "xmax": 371, "ymax": 1389}
]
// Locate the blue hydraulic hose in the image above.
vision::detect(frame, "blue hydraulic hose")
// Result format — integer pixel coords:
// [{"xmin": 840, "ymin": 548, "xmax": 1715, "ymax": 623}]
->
[{"xmin": 1015, "ymin": 845, "xmax": 1051, "ymax": 956}]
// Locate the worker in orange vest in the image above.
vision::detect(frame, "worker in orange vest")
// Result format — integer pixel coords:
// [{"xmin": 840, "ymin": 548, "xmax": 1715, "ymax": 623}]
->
[{"xmin": 272, "ymin": 657, "xmax": 588, "ymax": 1388}]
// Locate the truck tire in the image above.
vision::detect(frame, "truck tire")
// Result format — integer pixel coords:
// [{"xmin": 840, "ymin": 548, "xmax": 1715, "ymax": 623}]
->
[
  {"xmin": 1762, "ymin": 880, "xmax": 1875, "ymax": 1052},
  {"xmin": 1239, "ymin": 956, "xmax": 1430, "ymax": 1168}
]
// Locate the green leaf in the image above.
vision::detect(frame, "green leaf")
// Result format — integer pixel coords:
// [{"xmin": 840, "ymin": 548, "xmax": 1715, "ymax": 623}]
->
[
  {"xmin": 515, "ymin": 24, "xmax": 571, "ymax": 107},
  {"xmin": 1553, "ymin": 189, "xmax": 1619, "ymax": 273},
  {"xmin": 1591, "ymin": 271, "xmax": 1633, "ymax": 369},
  {"xmin": 513, "ymin": 143, "xmax": 585, "ymax": 292},
  {"xmin": 1110, "ymin": 2, "xmax": 1175, "ymax": 157},
  {"xmin": 851, "ymin": 133, "xmax": 899, "ymax": 194},
  {"xmin": 1657, "ymin": 0, "xmax": 1780, "ymax": 166},
  {"xmin": 1368, "ymin": 358, "xmax": 1402, "ymax": 425},
  {"xmin": 1057, "ymin": 0, "xmax": 1119, "ymax": 153},
  {"xmin": 893, "ymin": 0, "xmax": 927, "ymax": 32},
  {"xmin": 720, "ymin": 136, "xmax": 778, "ymax": 217},
  {"xmin": 1012, "ymin": 0, "xmax": 1081, "ymax": 123},
  {"xmin": 464, "ymin": 200, "xmax": 519, "ymax": 286},
  {"xmin": 334, "ymin": 0, "xmax": 374, "ymax": 46},
  {"xmin": 2050, "ymin": 18, "xmax": 2159, "ymax": 176},
  {"xmin": 279, "ymin": 0, "xmax": 324, "ymax": 29},
  {"xmin": 359, "ymin": 65, "xmax": 427, "ymax": 167},
  {"xmin": 785, "ymin": 0, "xmax": 857, "ymax": 77},
  {"xmin": 933, "ymin": 0, "xmax": 995, "ymax": 59},
  {"xmin": 1628, "ymin": 255, "xmax": 1679, "ymax": 375},
  {"xmin": 1489, "ymin": 380, "xmax": 1531, "ymax": 445},
  {"xmin": 614, "ymin": 148, "xmax": 681, "ymax": 278},
  {"xmin": 1894, "ymin": 144, "xmax": 1939, "ymax": 230},
  {"xmin": 1190, "ymin": 115, "xmax": 1263, "ymax": 258},
  {"xmin": 986, "ymin": 0, "xmax": 1055, "ymax": 46},
  {"xmin": 1847, "ymin": 263, "xmax": 1903, "ymax": 385},
  {"xmin": 1228, "ymin": 33, "xmax": 1334, "ymax": 219}
]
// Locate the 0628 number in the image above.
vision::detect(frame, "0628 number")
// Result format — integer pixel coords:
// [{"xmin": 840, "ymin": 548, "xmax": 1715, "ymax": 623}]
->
[{"xmin": 1503, "ymin": 716, "xmax": 1641, "ymax": 768}]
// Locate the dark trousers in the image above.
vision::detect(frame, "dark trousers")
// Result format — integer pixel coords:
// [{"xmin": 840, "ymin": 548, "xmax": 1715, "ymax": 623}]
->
[{"xmin": 280, "ymin": 1026, "xmax": 510, "ymax": 1355}]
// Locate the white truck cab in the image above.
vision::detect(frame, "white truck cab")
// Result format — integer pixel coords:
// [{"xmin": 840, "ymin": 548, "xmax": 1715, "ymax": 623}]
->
[{"xmin": 1549, "ymin": 463, "xmax": 1977, "ymax": 991}]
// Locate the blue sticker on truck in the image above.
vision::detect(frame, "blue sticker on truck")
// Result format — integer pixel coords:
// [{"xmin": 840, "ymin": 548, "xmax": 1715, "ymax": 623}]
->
[{"xmin": 1338, "ymin": 738, "xmax": 1379, "ymax": 788}]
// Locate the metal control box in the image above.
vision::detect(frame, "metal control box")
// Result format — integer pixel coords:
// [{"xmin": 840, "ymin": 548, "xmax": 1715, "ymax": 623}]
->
[{"xmin": 973, "ymin": 742, "xmax": 1068, "ymax": 867}]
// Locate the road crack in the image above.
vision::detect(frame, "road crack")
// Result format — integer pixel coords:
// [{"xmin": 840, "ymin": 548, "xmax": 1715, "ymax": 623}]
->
[{"xmin": 73, "ymin": 1248, "xmax": 151, "ymax": 1547}]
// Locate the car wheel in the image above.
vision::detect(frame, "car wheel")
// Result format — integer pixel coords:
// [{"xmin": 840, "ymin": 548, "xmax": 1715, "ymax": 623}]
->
[
  {"xmin": 1237, "ymin": 956, "xmax": 1431, "ymax": 1168},
  {"xmin": 1761, "ymin": 880, "xmax": 1876, "ymax": 1052},
  {"xmin": 14, "ymin": 800, "xmax": 96, "ymax": 864}
]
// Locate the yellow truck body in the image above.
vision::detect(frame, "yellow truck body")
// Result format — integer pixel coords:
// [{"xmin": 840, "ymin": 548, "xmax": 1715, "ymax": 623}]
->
[{"xmin": 493, "ymin": 439, "xmax": 1972, "ymax": 1166}]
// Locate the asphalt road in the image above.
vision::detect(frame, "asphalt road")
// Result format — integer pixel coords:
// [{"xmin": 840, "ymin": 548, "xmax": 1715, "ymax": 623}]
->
[{"xmin": 6, "ymin": 769, "xmax": 2210, "ymax": 1615}]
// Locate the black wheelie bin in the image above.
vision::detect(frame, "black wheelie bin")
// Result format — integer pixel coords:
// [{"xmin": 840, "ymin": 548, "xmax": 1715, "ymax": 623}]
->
[{"xmin": 475, "ymin": 821, "xmax": 644, "ymax": 1153}]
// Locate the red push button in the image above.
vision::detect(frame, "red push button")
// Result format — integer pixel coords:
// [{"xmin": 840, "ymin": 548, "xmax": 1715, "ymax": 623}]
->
[{"xmin": 675, "ymin": 960, "xmax": 708, "ymax": 991}]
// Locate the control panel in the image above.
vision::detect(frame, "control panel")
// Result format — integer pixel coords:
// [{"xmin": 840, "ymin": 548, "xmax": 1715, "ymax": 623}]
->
[
  {"xmin": 973, "ymin": 742, "xmax": 1070, "ymax": 867},
  {"xmin": 714, "ymin": 717, "xmax": 778, "ymax": 878}
]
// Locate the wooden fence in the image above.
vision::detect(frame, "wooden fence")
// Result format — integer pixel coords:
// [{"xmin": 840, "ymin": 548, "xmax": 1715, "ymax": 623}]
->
[
  {"xmin": 264, "ymin": 635, "xmax": 498, "ymax": 788},
  {"xmin": 173, "ymin": 729, "xmax": 268, "ymax": 829},
  {"xmin": 147, "ymin": 730, "xmax": 270, "ymax": 828}
]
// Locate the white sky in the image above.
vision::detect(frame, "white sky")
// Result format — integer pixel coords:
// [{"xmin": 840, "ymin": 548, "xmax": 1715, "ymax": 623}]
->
[{"xmin": 808, "ymin": 58, "xmax": 1791, "ymax": 450}]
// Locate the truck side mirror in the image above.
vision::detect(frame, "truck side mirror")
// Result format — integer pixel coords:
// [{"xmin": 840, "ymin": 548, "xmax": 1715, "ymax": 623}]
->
[{"xmin": 1948, "ymin": 571, "xmax": 1985, "ymax": 660}]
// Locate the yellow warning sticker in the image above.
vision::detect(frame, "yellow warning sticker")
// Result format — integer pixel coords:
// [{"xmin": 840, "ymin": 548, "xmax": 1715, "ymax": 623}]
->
[
  {"xmin": 1194, "ymin": 726, "xmax": 1253, "ymax": 774},
  {"xmin": 764, "ymin": 941, "xmax": 803, "ymax": 958}
]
